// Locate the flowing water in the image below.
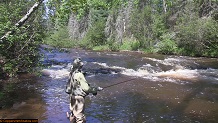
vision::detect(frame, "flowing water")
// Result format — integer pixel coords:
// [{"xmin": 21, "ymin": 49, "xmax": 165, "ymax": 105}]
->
[{"xmin": 0, "ymin": 45, "xmax": 218, "ymax": 123}]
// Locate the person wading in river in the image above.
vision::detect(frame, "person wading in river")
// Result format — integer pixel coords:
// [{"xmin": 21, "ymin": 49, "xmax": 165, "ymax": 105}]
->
[{"xmin": 65, "ymin": 57, "xmax": 103, "ymax": 123}]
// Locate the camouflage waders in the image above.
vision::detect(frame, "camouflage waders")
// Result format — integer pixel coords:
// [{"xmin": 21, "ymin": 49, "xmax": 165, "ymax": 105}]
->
[{"xmin": 69, "ymin": 95, "xmax": 86, "ymax": 123}]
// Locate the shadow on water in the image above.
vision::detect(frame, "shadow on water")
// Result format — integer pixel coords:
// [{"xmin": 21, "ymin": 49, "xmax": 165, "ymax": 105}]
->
[{"xmin": 0, "ymin": 74, "xmax": 46, "ymax": 120}]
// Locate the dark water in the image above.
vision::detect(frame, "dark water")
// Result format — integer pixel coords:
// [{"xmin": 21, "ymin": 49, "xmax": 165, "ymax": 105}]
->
[{"xmin": 0, "ymin": 45, "xmax": 218, "ymax": 123}]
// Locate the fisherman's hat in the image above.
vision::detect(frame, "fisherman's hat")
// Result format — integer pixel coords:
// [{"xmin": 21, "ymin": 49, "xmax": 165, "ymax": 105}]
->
[{"xmin": 72, "ymin": 57, "xmax": 83, "ymax": 70}]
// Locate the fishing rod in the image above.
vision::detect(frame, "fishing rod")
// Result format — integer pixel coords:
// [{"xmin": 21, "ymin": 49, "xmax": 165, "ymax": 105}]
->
[{"xmin": 102, "ymin": 78, "xmax": 137, "ymax": 89}]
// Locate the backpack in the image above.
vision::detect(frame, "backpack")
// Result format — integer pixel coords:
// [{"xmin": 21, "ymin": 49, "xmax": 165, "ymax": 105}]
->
[{"xmin": 65, "ymin": 71, "xmax": 87, "ymax": 96}]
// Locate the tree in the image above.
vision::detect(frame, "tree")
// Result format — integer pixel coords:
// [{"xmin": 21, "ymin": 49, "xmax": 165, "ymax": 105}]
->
[
  {"xmin": 0, "ymin": 0, "xmax": 46, "ymax": 78},
  {"xmin": 44, "ymin": 0, "xmax": 218, "ymax": 57},
  {"xmin": 0, "ymin": 0, "xmax": 44, "ymax": 43}
]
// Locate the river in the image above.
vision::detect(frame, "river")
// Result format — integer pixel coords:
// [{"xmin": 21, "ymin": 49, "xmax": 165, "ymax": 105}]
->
[{"xmin": 0, "ymin": 45, "xmax": 218, "ymax": 123}]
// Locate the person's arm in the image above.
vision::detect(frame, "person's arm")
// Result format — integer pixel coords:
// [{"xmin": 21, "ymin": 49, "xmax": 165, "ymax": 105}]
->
[{"xmin": 74, "ymin": 72, "xmax": 103, "ymax": 95}]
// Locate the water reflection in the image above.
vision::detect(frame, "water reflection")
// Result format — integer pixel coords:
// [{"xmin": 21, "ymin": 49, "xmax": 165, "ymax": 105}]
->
[{"xmin": 0, "ymin": 75, "xmax": 46, "ymax": 120}]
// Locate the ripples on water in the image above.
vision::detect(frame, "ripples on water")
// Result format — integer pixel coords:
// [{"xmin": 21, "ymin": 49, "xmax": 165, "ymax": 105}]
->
[
  {"xmin": 41, "ymin": 61, "xmax": 218, "ymax": 85},
  {"xmin": 38, "ymin": 47, "xmax": 218, "ymax": 123},
  {"xmin": 1, "ymin": 46, "xmax": 218, "ymax": 123}
]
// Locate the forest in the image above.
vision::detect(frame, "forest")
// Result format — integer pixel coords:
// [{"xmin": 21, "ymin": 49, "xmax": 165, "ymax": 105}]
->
[{"xmin": 0, "ymin": 0, "xmax": 218, "ymax": 78}]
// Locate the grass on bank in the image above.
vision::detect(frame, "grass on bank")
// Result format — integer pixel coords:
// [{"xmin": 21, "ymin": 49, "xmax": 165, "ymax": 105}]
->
[
  {"xmin": 43, "ymin": 30, "xmax": 177, "ymax": 54},
  {"xmin": 43, "ymin": 27, "xmax": 142, "ymax": 51}
]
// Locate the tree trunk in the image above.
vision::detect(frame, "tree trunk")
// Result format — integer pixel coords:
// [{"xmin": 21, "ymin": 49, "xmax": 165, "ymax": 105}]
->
[
  {"xmin": 163, "ymin": 0, "xmax": 167, "ymax": 13},
  {"xmin": 0, "ymin": 0, "xmax": 44, "ymax": 43}
]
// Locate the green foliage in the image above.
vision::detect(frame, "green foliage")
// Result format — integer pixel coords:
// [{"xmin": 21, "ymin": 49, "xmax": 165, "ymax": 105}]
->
[
  {"xmin": 43, "ymin": 26, "xmax": 75, "ymax": 48},
  {"xmin": 203, "ymin": 44, "xmax": 218, "ymax": 57},
  {"xmin": 46, "ymin": 0, "xmax": 218, "ymax": 58},
  {"xmin": 156, "ymin": 33, "xmax": 177, "ymax": 54},
  {"xmin": 130, "ymin": 5, "xmax": 167, "ymax": 51},
  {"xmin": 0, "ymin": 0, "xmax": 45, "ymax": 78},
  {"xmin": 119, "ymin": 40, "xmax": 132, "ymax": 51},
  {"xmin": 48, "ymin": 0, "xmax": 109, "ymax": 24},
  {"xmin": 119, "ymin": 38, "xmax": 140, "ymax": 51},
  {"xmin": 131, "ymin": 40, "xmax": 141, "ymax": 51},
  {"xmin": 176, "ymin": 16, "xmax": 218, "ymax": 57},
  {"xmin": 201, "ymin": 19, "xmax": 218, "ymax": 57},
  {"xmin": 93, "ymin": 45, "xmax": 110, "ymax": 51},
  {"xmin": 108, "ymin": 41, "xmax": 120, "ymax": 51},
  {"xmin": 3, "ymin": 0, "xmax": 210, "ymax": 80},
  {"xmin": 130, "ymin": 6, "xmax": 152, "ymax": 49},
  {"xmin": 151, "ymin": 14, "xmax": 167, "ymax": 39},
  {"xmin": 0, "ymin": 91, "xmax": 4, "ymax": 100},
  {"xmin": 82, "ymin": 20, "xmax": 107, "ymax": 48},
  {"xmin": 47, "ymin": 0, "xmax": 130, "ymax": 27}
]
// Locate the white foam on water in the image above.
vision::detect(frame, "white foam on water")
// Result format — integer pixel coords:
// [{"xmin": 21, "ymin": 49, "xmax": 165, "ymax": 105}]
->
[
  {"xmin": 92, "ymin": 62, "xmax": 126, "ymax": 70},
  {"xmin": 92, "ymin": 62, "xmax": 109, "ymax": 68},
  {"xmin": 143, "ymin": 57, "xmax": 174, "ymax": 66},
  {"xmin": 143, "ymin": 56, "xmax": 198, "ymax": 68},
  {"xmin": 154, "ymin": 69, "xmax": 199, "ymax": 80},
  {"xmin": 42, "ymin": 60, "xmax": 218, "ymax": 84},
  {"xmin": 121, "ymin": 68, "xmax": 149, "ymax": 77},
  {"xmin": 42, "ymin": 69, "xmax": 69, "ymax": 79},
  {"xmin": 106, "ymin": 53, "xmax": 125, "ymax": 57},
  {"xmin": 164, "ymin": 57, "xmax": 182, "ymax": 62},
  {"xmin": 92, "ymin": 61, "xmax": 150, "ymax": 77},
  {"xmin": 196, "ymin": 68, "xmax": 218, "ymax": 81},
  {"xmin": 49, "ymin": 65, "xmax": 65, "ymax": 69},
  {"xmin": 91, "ymin": 61, "xmax": 218, "ymax": 84}
]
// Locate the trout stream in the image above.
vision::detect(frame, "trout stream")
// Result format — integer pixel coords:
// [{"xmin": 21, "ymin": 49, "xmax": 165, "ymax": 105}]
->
[{"xmin": 0, "ymin": 45, "xmax": 218, "ymax": 123}]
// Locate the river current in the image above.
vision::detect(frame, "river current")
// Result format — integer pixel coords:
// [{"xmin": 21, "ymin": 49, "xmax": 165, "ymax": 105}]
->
[{"xmin": 0, "ymin": 45, "xmax": 218, "ymax": 123}]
